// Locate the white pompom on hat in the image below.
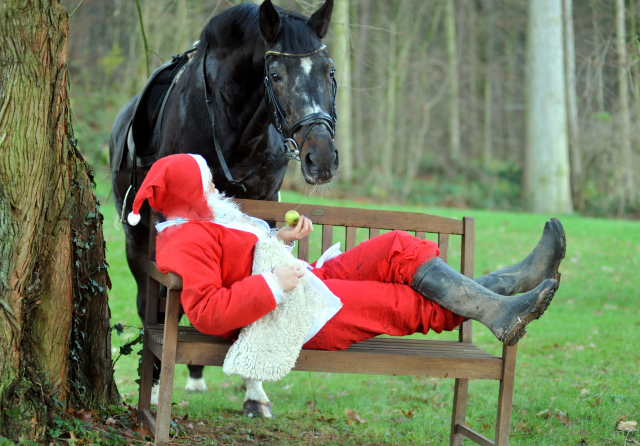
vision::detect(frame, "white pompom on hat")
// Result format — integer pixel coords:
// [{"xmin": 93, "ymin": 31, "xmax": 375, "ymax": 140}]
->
[{"xmin": 126, "ymin": 154, "xmax": 213, "ymax": 225}]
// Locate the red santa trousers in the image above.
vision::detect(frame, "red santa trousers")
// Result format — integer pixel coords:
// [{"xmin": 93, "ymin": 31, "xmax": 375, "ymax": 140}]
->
[{"xmin": 304, "ymin": 230, "xmax": 464, "ymax": 350}]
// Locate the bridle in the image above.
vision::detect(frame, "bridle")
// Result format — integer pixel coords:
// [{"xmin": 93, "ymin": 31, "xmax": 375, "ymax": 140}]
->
[
  {"xmin": 263, "ymin": 44, "xmax": 337, "ymax": 162},
  {"xmin": 201, "ymin": 42, "xmax": 337, "ymax": 192}
]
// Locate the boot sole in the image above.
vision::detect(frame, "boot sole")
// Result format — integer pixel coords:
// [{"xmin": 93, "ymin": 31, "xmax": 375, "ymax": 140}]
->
[
  {"xmin": 549, "ymin": 218, "xmax": 566, "ymax": 286},
  {"xmin": 502, "ymin": 279, "xmax": 558, "ymax": 346}
]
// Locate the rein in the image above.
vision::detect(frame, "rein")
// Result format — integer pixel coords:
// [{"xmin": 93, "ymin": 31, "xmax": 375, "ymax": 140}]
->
[{"xmin": 200, "ymin": 42, "xmax": 337, "ymax": 192}]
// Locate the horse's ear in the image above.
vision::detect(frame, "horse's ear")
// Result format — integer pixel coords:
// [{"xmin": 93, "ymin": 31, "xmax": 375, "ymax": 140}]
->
[
  {"xmin": 259, "ymin": 0, "xmax": 281, "ymax": 44},
  {"xmin": 307, "ymin": 0, "xmax": 333, "ymax": 39}
]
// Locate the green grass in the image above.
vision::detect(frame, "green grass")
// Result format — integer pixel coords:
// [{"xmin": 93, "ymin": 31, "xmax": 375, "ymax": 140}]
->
[{"xmin": 94, "ymin": 167, "xmax": 640, "ymax": 445}]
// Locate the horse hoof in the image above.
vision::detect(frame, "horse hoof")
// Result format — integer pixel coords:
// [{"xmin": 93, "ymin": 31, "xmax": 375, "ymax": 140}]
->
[
  {"xmin": 150, "ymin": 382, "xmax": 159, "ymax": 405},
  {"xmin": 243, "ymin": 400, "xmax": 274, "ymax": 418},
  {"xmin": 185, "ymin": 377, "xmax": 208, "ymax": 392}
]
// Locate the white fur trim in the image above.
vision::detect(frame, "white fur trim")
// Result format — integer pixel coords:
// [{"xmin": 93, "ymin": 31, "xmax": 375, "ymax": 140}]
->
[
  {"xmin": 127, "ymin": 212, "xmax": 141, "ymax": 226},
  {"xmin": 262, "ymin": 271, "xmax": 285, "ymax": 304},
  {"xmin": 189, "ymin": 154, "xmax": 210, "ymax": 195}
]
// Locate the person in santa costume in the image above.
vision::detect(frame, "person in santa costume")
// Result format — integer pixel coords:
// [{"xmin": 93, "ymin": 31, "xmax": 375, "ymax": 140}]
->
[{"xmin": 127, "ymin": 153, "xmax": 565, "ymax": 349}]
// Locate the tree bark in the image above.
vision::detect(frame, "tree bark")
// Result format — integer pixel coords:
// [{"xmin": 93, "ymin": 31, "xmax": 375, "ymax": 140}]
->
[
  {"xmin": 381, "ymin": 20, "xmax": 397, "ymax": 190},
  {"xmin": 445, "ymin": 0, "xmax": 461, "ymax": 162},
  {"xmin": 563, "ymin": 0, "xmax": 583, "ymax": 209},
  {"xmin": 482, "ymin": 0, "xmax": 495, "ymax": 168},
  {"xmin": 0, "ymin": 1, "xmax": 118, "ymax": 441},
  {"xmin": 615, "ymin": 0, "xmax": 636, "ymax": 207},
  {"xmin": 332, "ymin": 0, "xmax": 353, "ymax": 182},
  {"xmin": 524, "ymin": 0, "xmax": 574, "ymax": 213}
]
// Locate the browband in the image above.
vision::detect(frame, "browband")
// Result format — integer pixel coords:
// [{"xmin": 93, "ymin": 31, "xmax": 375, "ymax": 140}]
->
[{"xmin": 264, "ymin": 44, "xmax": 327, "ymax": 59}]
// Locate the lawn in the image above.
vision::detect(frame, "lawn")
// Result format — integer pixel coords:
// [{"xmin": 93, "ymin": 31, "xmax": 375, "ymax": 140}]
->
[{"xmin": 95, "ymin": 167, "xmax": 639, "ymax": 446}]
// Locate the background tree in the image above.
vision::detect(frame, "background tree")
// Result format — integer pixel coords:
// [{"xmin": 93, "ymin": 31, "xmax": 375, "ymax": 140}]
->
[
  {"xmin": 332, "ymin": 0, "xmax": 353, "ymax": 182},
  {"xmin": 0, "ymin": 0, "xmax": 117, "ymax": 441},
  {"xmin": 524, "ymin": 0, "xmax": 574, "ymax": 213},
  {"xmin": 564, "ymin": 0, "xmax": 583, "ymax": 209},
  {"xmin": 615, "ymin": 0, "xmax": 636, "ymax": 211}
]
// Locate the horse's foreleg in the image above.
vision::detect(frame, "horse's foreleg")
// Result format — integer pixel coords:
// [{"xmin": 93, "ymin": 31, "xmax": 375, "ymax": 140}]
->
[{"xmin": 242, "ymin": 378, "xmax": 273, "ymax": 418}]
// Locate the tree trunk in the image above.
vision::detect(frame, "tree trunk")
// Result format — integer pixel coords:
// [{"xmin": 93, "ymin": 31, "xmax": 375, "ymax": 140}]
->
[
  {"xmin": 615, "ymin": 0, "xmax": 636, "ymax": 208},
  {"xmin": 332, "ymin": 0, "xmax": 353, "ymax": 182},
  {"xmin": 445, "ymin": 0, "xmax": 461, "ymax": 162},
  {"xmin": 524, "ymin": 0, "xmax": 574, "ymax": 213},
  {"xmin": 482, "ymin": 0, "xmax": 495, "ymax": 168},
  {"xmin": 351, "ymin": 0, "xmax": 371, "ymax": 170},
  {"xmin": 0, "ymin": 1, "xmax": 118, "ymax": 441},
  {"xmin": 563, "ymin": 0, "xmax": 583, "ymax": 209},
  {"xmin": 381, "ymin": 21, "xmax": 397, "ymax": 190}
]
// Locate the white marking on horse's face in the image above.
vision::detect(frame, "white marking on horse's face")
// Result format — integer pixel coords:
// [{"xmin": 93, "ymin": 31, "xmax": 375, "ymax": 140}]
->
[
  {"xmin": 304, "ymin": 101, "xmax": 323, "ymax": 115},
  {"xmin": 300, "ymin": 57, "xmax": 313, "ymax": 76},
  {"xmin": 243, "ymin": 378, "xmax": 270, "ymax": 403}
]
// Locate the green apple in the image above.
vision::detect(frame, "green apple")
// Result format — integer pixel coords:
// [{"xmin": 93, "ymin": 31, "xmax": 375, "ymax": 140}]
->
[{"xmin": 285, "ymin": 210, "xmax": 300, "ymax": 226}]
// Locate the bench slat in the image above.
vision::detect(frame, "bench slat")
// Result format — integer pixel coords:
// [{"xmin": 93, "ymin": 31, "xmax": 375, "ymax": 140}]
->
[
  {"xmin": 345, "ymin": 226, "xmax": 357, "ymax": 251},
  {"xmin": 236, "ymin": 199, "xmax": 464, "ymax": 235},
  {"xmin": 146, "ymin": 327, "xmax": 503, "ymax": 380},
  {"xmin": 322, "ymin": 224, "xmax": 334, "ymax": 253}
]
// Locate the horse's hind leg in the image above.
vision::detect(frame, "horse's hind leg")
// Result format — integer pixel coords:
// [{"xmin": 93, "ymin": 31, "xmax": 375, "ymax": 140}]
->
[
  {"xmin": 122, "ymin": 223, "xmax": 163, "ymax": 400},
  {"xmin": 242, "ymin": 379, "xmax": 273, "ymax": 418},
  {"xmin": 185, "ymin": 365, "xmax": 207, "ymax": 391}
]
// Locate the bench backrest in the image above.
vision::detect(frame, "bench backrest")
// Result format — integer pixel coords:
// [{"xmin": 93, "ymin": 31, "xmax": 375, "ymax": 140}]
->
[{"xmin": 147, "ymin": 199, "xmax": 476, "ymax": 342}]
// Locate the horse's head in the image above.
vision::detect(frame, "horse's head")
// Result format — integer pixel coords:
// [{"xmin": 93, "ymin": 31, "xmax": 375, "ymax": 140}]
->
[{"xmin": 260, "ymin": 0, "xmax": 338, "ymax": 185}]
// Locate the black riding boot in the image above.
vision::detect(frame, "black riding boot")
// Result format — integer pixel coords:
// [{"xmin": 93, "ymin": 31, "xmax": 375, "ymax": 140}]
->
[
  {"xmin": 474, "ymin": 218, "xmax": 566, "ymax": 295},
  {"xmin": 412, "ymin": 258, "xmax": 558, "ymax": 346}
]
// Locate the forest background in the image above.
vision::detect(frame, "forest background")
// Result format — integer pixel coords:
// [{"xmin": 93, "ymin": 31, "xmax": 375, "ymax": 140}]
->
[{"xmin": 62, "ymin": 0, "xmax": 639, "ymax": 218}]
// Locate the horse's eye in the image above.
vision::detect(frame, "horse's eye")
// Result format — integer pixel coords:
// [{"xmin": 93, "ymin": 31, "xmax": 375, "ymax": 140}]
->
[
  {"xmin": 271, "ymin": 72, "xmax": 283, "ymax": 83},
  {"xmin": 329, "ymin": 68, "xmax": 335, "ymax": 78}
]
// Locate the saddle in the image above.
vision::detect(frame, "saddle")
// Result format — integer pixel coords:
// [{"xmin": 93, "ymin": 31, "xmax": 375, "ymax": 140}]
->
[{"xmin": 113, "ymin": 44, "xmax": 197, "ymax": 172}]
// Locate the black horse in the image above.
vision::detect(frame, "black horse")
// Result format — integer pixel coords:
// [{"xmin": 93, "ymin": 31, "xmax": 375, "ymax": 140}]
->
[{"xmin": 109, "ymin": 0, "xmax": 337, "ymax": 417}]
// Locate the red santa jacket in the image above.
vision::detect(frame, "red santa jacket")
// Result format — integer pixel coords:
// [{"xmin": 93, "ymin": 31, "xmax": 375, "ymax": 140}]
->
[{"xmin": 156, "ymin": 220, "xmax": 273, "ymax": 339}]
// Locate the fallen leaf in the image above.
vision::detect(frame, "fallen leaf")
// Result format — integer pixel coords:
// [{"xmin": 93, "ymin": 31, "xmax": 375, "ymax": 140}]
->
[
  {"xmin": 401, "ymin": 409, "xmax": 413, "ymax": 419},
  {"xmin": 131, "ymin": 422, "xmax": 153, "ymax": 437},
  {"xmin": 72, "ymin": 409, "xmax": 94, "ymax": 424},
  {"xmin": 618, "ymin": 420, "xmax": 638, "ymax": 432},
  {"xmin": 318, "ymin": 416, "xmax": 336, "ymax": 422},
  {"xmin": 105, "ymin": 417, "xmax": 117, "ymax": 425},
  {"xmin": 345, "ymin": 408, "xmax": 366, "ymax": 425},
  {"xmin": 556, "ymin": 410, "xmax": 571, "ymax": 426}
]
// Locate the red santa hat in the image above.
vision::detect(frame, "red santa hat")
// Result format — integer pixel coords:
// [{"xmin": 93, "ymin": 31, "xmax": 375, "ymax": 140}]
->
[{"xmin": 127, "ymin": 153, "xmax": 213, "ymax": 225}]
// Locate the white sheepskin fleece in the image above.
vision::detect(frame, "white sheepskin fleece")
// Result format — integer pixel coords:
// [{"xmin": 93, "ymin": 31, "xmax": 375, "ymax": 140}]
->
[{"xmin": 223, "ymin": 237, "xmax": 338, "ymax": 382}]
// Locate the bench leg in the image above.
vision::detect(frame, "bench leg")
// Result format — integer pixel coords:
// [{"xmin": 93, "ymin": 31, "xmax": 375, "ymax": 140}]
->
[
  {"xmin": 449, "ymin": 377, "xmax": 469, "ymax": 446},
  {"xmin": 494, "ymin": 344, "xmax": 517, "ymax": 446},
  {"xmin": 154, "ymin": 289, "xmax": 181, "ymax": 446}
]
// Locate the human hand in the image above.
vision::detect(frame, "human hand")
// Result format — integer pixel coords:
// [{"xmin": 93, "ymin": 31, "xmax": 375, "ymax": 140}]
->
[
  {"xmin": 276, "ymin": 215, "xmax": 313, "ymax": 243},
  {"xmin": 272, "ymin": 263, "xmax": 305, "ymax": 292}
]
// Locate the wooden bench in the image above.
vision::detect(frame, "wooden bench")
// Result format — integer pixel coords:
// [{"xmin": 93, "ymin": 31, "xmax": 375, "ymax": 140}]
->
[{"xmin": 137, "ymin": 199, "xmax": 518, "ymax": 446}]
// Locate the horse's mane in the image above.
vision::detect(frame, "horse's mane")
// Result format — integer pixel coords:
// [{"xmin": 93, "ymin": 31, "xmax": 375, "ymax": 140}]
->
[{"xmin": 200, "ymin": 2, "xmax": 322, "ymax": 56}]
